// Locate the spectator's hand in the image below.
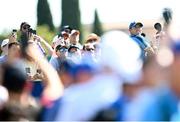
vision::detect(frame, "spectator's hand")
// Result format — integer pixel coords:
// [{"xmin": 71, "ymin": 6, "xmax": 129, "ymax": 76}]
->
[
  {"xmin": 33, "ymin": 73, "xmax": 43, "ymax": 80},
  {"xmin": 55, "ymin": 37, "xmax": 64, "ymax": 47},
  {"xmin": 26, "ymin": 41, "xmax": 63, "ymax": 101},
  {"xmin": 27, "ymin": 74, "xmax": 33, "ymax": 81},
  {"xmin": 26, "ymin": 42, "xmax": 43, "ymax": 61},
  {"xmin": 8, "ymin": 34, "xmax": 17, "ymax": 43},
  {"xmin": 145, "ymin": 47, "xmax": 155, "ymax": 56}
]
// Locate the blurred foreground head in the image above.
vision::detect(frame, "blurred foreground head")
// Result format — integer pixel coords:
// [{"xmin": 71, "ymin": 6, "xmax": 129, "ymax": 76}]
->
[
  {"xmin": 100, "ymin": 31, "xmax": 142, "ymax": 82},
  {"xmin": 1, "ymin": 64, "xmax": 27, "ymax": 94}
]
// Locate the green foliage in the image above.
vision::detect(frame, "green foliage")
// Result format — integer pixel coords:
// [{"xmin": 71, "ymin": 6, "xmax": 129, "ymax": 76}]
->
[
  {"xmin": 37, "ymin": 0, "xmax": 55, "ymax": 31},
  {"xmin": 36, "ymin": 25, "xmax": 56, "ymax": 56},
  {"xmin": 0, "ymin": 34, "xmax": 8, "ymax": 54},
  {"xmin": 36, "ymin": 25, "xmax": 56, "ymax": 44},
  {"xmin": 0, "ymin": 35, "xmax": 7, "ymax": 41},
  {"xmin": 92, "ymin": 9, "xmax": 103, "ymax": 36},
  {"xmin": 61, "ymin": 0, "xmax": 83, "ymax": 43}
]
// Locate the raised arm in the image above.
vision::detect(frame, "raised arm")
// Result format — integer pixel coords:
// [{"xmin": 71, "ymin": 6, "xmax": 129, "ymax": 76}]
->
[
  {"xmin": 26, "ymin": 43, "xmax": 63, "ymax": 101},
  {"xmin": 35, "ymin": 35, "xmax": 54, "ymax": 56}
]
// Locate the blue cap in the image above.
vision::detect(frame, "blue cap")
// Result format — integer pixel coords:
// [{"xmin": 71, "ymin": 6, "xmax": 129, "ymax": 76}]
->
[
  {"xmin": 58, "ymin": 59, "xmax": 75, "ymax": 75},
  {"xmin": 129, "ymin": 22, "xmax": 136, "ymax": 29},
  {"xmin": 172, "ymin": 41, "xmax": 180, "ymax": 54},
  {"xmin": 71, "ymin": 63, "xmax": 95, "ymax": 78}
]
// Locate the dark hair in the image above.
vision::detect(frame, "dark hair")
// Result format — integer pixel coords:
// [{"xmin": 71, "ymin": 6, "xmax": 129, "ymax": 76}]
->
[
  {"xmin": 2, "ymin": 64, "xmax": 27, "ymax": 93},
  {"xmin": 20, "ymin": 22, "xmax": 30, "ymax": 31},
  {"xmin": 68, "ymin": 45, "xmax": 79, "ymax": 52},
  {"xmin": 55, "ymin": 45, "xmax": 62, "ymax": 52},
  {"xmin": 8, "ymin": 42, "xmax": 20, "ymax": 49}
]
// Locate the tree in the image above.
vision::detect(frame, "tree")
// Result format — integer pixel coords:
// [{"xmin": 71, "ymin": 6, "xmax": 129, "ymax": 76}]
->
[
  {"xmin": 61, "ymin": 0, "xmax": 83, "ymax": 43},
  {"xmin": 92, "ymin": 9, "xmax": 103, "ymax": 36},
  {"xmin": 37, "ymin": 0, "xmax": 55, "ymax": 31}
]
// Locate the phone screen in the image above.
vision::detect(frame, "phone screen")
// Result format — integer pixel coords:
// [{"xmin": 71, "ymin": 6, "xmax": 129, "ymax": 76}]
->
[{"xmin": 25, "ymin": 67, "xmax": 31, "ymax": 74}]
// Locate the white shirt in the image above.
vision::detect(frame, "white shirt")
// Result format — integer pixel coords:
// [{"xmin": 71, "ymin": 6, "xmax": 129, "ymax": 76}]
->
[{"xmin": 0, "ymin": 85, "xmax": 8, "ymax": 106}]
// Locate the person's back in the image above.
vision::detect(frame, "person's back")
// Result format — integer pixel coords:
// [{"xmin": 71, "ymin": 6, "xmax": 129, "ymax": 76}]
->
[
  {"xmin": 0, "ymin": 63, "xmax": 41, "ymax": 121},
  {"xmin": 0, "ymin": 101, "xmax": 40, "ymax": 121}
]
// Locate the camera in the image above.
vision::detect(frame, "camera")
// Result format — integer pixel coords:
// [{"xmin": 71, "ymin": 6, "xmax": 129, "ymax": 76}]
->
[
  {"xmin": 28, "ymin": 28, "xmax": 36, "ymax": 35},
  {"xmin": 12, "ymin": 29, "xmax": 17, "ymax": 36},
  {"xmin": 12, "ymin": 29, "xmax": 17, "ymax": 33},
  {"xmin": 154, "ymin": 23, "xmax": 162, "ymax": 32}
]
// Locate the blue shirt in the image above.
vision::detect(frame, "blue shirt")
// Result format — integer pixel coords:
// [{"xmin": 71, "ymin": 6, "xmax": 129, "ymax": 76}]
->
[
  {"xmin": 0, "ymin": 55, "xmax": 7, "ymax": 64},
  {"xmin": 142, "ymin": 87, "xmax": 178, "ymax": 121},
  {"xmin": 130, "ymin": 35, "xmax": 150, "ymax": 60}
]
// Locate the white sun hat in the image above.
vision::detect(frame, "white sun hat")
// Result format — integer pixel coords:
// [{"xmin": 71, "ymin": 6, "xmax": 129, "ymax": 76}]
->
[
  {"xmin": 1, "ymin": 39, "xmax": 9, "ymax": 48},
  {"xmin": 100, "ymin": 30, "xmax": 143, "ymax": 83}
]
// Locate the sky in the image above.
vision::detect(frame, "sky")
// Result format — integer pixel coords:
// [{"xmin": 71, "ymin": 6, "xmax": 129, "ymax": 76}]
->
[{"xmin": 0, "ymin": 0, "xmax": 179, "ymax": 33}]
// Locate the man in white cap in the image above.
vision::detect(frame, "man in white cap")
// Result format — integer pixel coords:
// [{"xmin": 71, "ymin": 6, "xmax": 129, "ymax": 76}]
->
[
  {"xmin": 0, "ymin": 39, "xmax": 9, "ymax": 63},
  {"xmin": 69, "ymin": 29, "xmax": 82, "ymax": 49},
  {"xmin": 1, "ymin": 39, "xmax": 9, "ymax": 56}
]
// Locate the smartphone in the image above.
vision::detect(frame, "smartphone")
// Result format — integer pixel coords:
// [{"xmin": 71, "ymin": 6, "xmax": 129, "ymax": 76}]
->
[
  {"xmin": 12, "ymin": 29, "xmax": 17, "ymax": 36},
  {"xmin": 25, "ymin": 67, "xmax": 31, "ymax": 74}
]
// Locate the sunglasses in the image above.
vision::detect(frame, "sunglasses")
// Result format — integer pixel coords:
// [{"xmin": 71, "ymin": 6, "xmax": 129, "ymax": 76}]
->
[
  {"xmin": 86, "ymin": 48, "xmax": 94, "ymax": 52},
  {"xmin": 59, "ymin": 48, "xmax": 68, "ymax": 52},
  {"xmin": 23, "ymin": 25, "xmax": 30, "ymax": 30}
]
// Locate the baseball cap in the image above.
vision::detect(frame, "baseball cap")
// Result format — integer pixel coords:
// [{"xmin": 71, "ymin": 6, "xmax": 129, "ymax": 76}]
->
[
  {"xmin": 100, "ymin": 31, "xmax": 143, "ymax": 83},
  {"xmin": 135, "ymin": 22, "xmax": 143, "ymax": 28},
  {"xmin": 72, "ymin": 63, "xmax": 95, "ymax": 77},
  {"xmin": 68, "ymin": 44, "xmax": 80, "ymax": 52},
  {"xmin": 129, "ymin": 22, "xmax": 143, "ymax": 29},
  {"xmin": 129, "ymin": 22, "xmax": 136, "ymax": 29},
  {"xmin": 86, "ymin": 33, "xmax": 100, "ymax": 43},
  {"xmin": 71, "ymin": 30, "xmax": 80, "ymax": 36},
  {"xmin": 1, "ymin": 39, "xmax": 9, "ymax": 48},
  {"xmin": 61, "ymin": 25, "xmax": 72, "ymax": 34}
]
